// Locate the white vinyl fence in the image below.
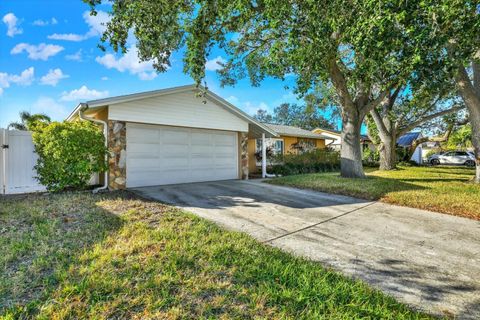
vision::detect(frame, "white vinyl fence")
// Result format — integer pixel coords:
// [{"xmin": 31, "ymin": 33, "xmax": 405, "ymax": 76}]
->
[{"xmin": 0, "ymin": 129, "xmax": 46, "ymax": 195}]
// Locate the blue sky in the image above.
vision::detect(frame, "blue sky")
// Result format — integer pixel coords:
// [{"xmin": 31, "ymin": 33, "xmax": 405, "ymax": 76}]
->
[{"xmin": 0, "ymin": 0, "xmax": 310, "ymax": 128}]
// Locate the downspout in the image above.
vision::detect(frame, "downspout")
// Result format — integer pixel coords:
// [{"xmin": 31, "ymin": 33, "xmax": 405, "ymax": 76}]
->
[{"xmin": 78, "ymin": 104, "xmax": 109, "ymax": 193}]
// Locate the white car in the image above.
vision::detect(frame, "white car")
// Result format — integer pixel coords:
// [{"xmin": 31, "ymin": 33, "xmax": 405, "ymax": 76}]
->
[{"xmin": 428, "ymin": 151, "xmax": 475, "ymax": 167}]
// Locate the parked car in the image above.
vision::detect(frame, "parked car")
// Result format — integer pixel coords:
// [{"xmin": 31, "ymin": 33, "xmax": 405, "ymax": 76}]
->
[{"xmin": 428, "ymin": 151, "xmax": 475, "ymax": 167}]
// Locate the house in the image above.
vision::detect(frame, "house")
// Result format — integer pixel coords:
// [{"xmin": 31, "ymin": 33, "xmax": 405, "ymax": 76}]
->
[
  {"xmin": 66, "ymin": 84, "xmax": 278, "ymax": 189},
  {"xmin": 247, "ymin": 123, "xmax": 333, "ymax": 173},
  {"xmin": 397, "ymin": 132, "xmax": 423, "ymax": 164},
  {"xmin": 312, "ymin": 127, "xmax": 376, "ymax": 152}
]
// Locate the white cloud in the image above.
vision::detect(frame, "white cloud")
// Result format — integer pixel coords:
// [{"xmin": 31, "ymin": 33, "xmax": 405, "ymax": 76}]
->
[
  {"xmin": 65, "ymin": 49, "xmax": 82, "ymax": 61},
  {"xmin": 33, "ymin": 17, "xmax": 58, "ymax": 26},
  {"xmin": 47, "ymin": 10, "xmax": 109, "ymax": 42},
  {"xmin": 101, "ymin": 76, "xmax": 109, "ymax": 81},
  {"xmin": 48, "ymin": 33, "xmax": 85, "ymax": 41},
  {"xmin": 31, "ymin": 97, "xmax": 69, "ymax": 120},
  {"xmin": 83, "ymin": 10, "xmax": 109, "ymax": 37},
  {"xmin": 205, "ymin": 56, "xmax": 226, "ymax": 71},
  {"xmin": 226, "ymin": 95, "xmax": 240, "ymax": 105},
  {"xmin": 226, "ymin": 95, "xmax": 269, "ymax": 115},
  {"xmin": 2, "ymin": 13, "xmax": 22, "ymax": 37},
  {"xmin": 11, "ymin": 43, "xmax": 64, "ymax": 60},
  {"xmin": 96, "ymin": 46, "xmax": 158, "ymax": 80},
  {"xmin": 60, "ymin": 85, "xmax": 109, "ymax": 101},
  {"xmin": 0, "ymin": 67, "xmax": 35, "ymax": 95},
  {"xmin": 243, "ymin": 101, "xmax": 269, "ymax": 115},
  {"xmin": 40, "ymin": 68, "xmax": 69, "ymax": 86}
]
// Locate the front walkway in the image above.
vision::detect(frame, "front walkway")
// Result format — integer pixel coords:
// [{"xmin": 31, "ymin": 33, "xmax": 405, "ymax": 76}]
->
[{"xmin": 133, "ymin": 180, "xmax": 480, "ymax": 319}]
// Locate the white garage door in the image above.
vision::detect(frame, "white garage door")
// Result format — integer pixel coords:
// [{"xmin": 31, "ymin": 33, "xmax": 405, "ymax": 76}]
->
[{"xmin": 126, "ymin": 123, "xmax": 239, "ymax": 187}]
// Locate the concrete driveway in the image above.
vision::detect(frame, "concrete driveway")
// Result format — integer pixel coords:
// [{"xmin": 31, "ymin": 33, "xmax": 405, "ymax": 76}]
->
[{"xmin": 132, "ymin": 180, "xmax": 480, "ymax": 319}]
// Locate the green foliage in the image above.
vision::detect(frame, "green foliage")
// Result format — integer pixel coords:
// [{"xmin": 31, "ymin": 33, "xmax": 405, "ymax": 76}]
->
[
  {"xmin": 8, "ymin": 111, "xmax": 51, "ymax": 131},
  {"xmin": 85, "ymin": 0, "xmax": 478, "ymax": 91},
  {"xmin": 362, "ymin": 148, "xmax": 380, "ymax": 167},
  {"xmin": 270, "ymin": 149, "xmax": 340, "ymax": 176},
  {"xmin": 31, "ymin": 121, "xmax": 107, "ymax": 192},
  {"xmin": 444, "ymin": 125, "xmax": 473, "ymax": 149},
  {"xmin": 253, "ymin": 103, "xmax": 335, "ymax": 130}
]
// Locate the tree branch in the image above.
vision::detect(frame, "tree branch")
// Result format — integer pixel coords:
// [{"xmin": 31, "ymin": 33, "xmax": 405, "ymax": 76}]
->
[
  {"xmin": 398, "ymin": 104, "xmax": 465, "ymax": 136},
  {"xmin": 361, "ymin": 88, "xmax": 389, "ymax": 115},
  {"xmin": 369, "ymin": 107, "xmax": 390, "ymax": 140},
  {"xmin": 327, "ymin": 57, "xmax": 355, "ymax": 112},
  {"xmin": 456, "ymin": 64, "xmax": 480, "ymax": 110}
]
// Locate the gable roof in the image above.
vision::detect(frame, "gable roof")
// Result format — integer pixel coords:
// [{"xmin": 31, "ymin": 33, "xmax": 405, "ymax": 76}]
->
[
  {"xmin": 313, "ymin": 127, "xmax": 341, "ymax": 136},
  {"xmin": 397, "ymin": 132, "xmax": 422, "ymax": 147},
  {"xmin": 263, "ymin": 123, "xmax": 333, "ymax": 140},
  {"xmin": 65, "ymin": 84, "xmax": 278, "ymax": 138}
]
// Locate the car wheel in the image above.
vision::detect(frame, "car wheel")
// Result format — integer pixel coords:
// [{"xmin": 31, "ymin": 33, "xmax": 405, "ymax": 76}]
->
[
  {"xmin": 465, "ymin": 160, "xmax": 475, "ymax": 167},
  {"xmin": 430, "ymin": 159, "xmax": 440, "ymax": 166}
]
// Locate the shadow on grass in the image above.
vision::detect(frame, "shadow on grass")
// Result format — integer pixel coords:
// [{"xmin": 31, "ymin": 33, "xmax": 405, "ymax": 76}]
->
[{"xmin": 0, "ymin": 192, "xmax": 125, "ymax": 316}]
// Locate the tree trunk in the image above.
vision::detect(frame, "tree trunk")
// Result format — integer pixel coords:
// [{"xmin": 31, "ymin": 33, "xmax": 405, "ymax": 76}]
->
[
  {"xmin": 456, "ymin": 64, "xmax": 480, "ymax": 183},
  {"xmin": 469, "ymin": 107, "xmax": 480, "ymax": 183},
  {"xmin": 379, "ymin": 136, "xmax": 397, "ymax": 170},
  {"xmin": 340, "ymin": 112, "xmax": 365, "ymax": 178}
]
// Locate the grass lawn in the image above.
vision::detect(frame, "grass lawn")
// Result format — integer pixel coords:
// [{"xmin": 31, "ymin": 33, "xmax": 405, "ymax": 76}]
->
[
  {"xmin": 0, "ymin": 192, "xmax": 431, "ymax": 319},
  {"xmin": 268, "ymin": 165, "xmax": 480, "ymax": 220}
]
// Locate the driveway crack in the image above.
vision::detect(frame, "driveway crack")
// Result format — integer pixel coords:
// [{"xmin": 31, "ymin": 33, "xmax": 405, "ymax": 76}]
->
[{"xmin": 263, "ymin": 202, "xmax": 377, "ymax": 243}]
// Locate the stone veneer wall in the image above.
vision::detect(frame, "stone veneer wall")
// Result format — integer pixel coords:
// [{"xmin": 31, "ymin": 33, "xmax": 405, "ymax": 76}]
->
[
  {"xmin": 240, "ymin": 132, "xmax": 249, "ymax": 180},
  {"xmin": 108, "ymin": 120, "xmax": 127, "ymax": 190}
]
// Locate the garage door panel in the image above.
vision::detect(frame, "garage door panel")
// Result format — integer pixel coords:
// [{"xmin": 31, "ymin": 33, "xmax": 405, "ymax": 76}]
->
[
  {"xmin": 128, "ymin": 143, "xmax": 161, "ymax": 155},
  {"xmin": 126, "ymin": 123, "xmax": 238, "ymax": 187},
  {"xmin": 128, "ymin": 127, "xmax": 159, "ymax": 143}
]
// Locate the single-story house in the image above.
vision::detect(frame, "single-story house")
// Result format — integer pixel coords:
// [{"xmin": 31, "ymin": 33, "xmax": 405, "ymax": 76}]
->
[
  {"xmin": 66, "ymin": 84, "xmax": 278, "ymax": 189},
  {"xmin": 247, "ymin": 123, "xmax": 333, "ymax": 173},
  {"xmin": 312, "ymin": 127, "xmax": 376, "ymax": 152}
]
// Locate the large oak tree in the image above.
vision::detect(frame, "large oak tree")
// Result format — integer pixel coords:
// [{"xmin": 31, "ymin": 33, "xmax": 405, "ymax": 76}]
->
[{"xmin": 86, "ymin": 0, "xmax": 480, "ymax": 178}]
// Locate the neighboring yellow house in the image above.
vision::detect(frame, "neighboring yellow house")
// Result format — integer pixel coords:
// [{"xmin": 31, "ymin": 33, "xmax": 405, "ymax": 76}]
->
[
  {"xmin": 248, "ymin": 123, "xmax": 333, "ymax": 173},
  {"xmin": 313, "ymin": 127, "xmax": 376, "ymax": 152}
]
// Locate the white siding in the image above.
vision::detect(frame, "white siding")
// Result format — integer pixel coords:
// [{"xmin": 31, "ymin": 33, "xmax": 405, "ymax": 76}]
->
[
  {"xmin": 126, "ymin": 123, "xmax": 238, "ymax": 187},
  {"xmin": 109, "ymin": 90, "xmax": 249, "ymax": 132}
]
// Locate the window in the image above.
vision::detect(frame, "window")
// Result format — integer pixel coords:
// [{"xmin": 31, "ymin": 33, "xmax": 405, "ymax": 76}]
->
[
  {"xmin": 273, "ymin": 140, "xmax": 284, "ymax": 154},
  {"xmin": 455, "ymin": 151, "xmax": 468, "ymax": 156},
  {"xmin": 255, "ymin": 138, "xmax": 284, "ymax": 165},
  {"xmin": 256, "ymin": 138, "xmax": 284, "ymax": 155}
]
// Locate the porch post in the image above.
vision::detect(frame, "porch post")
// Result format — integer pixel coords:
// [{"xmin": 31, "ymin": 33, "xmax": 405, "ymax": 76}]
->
[{"xmin": 262, "ymin": 133, "xmax": 267, "ymax": 178}]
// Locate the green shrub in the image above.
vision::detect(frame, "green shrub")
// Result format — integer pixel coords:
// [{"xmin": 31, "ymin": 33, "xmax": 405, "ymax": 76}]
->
[
  {"xmin": 32, "ymin": 121, "xmax": 108, "ymax": 192},
  {"xmin": 362, "ymin": 148, "xmax": 380, "ymax": 167},
  {"xmin": 270, "ymin": 149, "xmax": 340, "ymax": 176}
]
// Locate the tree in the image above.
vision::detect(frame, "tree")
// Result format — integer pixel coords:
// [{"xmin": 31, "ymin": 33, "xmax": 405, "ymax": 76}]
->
[
  {"xmin": 367, "ymin": 85, "xmax": 466, "ymax": 170},
  {"xmin": 456, "ymin": 61, "xmax": 480, "ymax": 182},
  {"xmin": 86, "ymin": 0, "xmax": 478, "ymax": 178},
  {"xmin": 253, "ymin": 109, "xmax": 273, "ymax": 123},
  {"xmin": 444, "ymin": 125, "xmax": 473, "ymax": 150},
  {"xmin": 272, "ymin": 103, "xmax": 335, "ymax": 131},
  {"xmin": 254, "ymin": 103, "xmax": 335, "ymax": 130},
  {"xmin": 8, "ymin": 111, "xmax": 51, "ymax": 131}
]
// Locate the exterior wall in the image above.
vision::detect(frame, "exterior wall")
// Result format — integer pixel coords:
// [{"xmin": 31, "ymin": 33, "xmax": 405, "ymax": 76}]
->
[
  {"xmin": 316, "ymin": 139, "xmax": 326, "ymax": 149},
  {"xmin": 108, "ymin": 120, "xmax": 127, "ymax": 190},
  {"xmin": 239, "ymin": 132, "xmax": 249, "ymax": 179},
  {"xmin": 283, "ymin": 136, "xmax": 298, "ymax": 154},
  {"xmin": 108, "ymin": 90, "xmax": 249, "ymax": 133}
]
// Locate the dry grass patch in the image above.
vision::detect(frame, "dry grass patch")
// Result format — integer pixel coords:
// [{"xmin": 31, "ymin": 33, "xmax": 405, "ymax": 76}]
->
[{"xmin": 268, "ymin": 166, "xmax": 479, "ymax": 220}]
